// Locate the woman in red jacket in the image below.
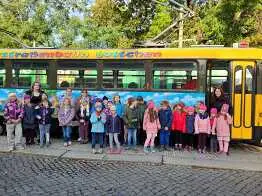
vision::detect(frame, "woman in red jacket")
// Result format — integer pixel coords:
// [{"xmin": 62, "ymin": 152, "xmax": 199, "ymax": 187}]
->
[{"xmin": 171, "ymin": 102, "xmax": 187, "ymax": 150}]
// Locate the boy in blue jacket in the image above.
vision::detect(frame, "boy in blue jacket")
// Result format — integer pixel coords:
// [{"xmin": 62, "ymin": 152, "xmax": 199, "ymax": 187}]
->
[{"xmin": 158, "ymin": 100, "xmax": 172, "ymax": 151}]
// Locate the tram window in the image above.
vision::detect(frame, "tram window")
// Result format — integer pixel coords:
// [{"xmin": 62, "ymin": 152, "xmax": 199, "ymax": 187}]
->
[
  {"xmin": 153, "ymin": 62, "xmax": 198, "ymax": 90},
  {"xmin": 234, "ymin": 67, "xmax": 243, "ymax": 93},
  {"xmin": 12, "ymin": 69, "xmax": 47, "ymax": 88},
  {"xmin": 83, "ymin": 70, "xmax": 97, "ymax": 88},
  {"xmin": 0, "ymin": 69, "xmax": 5, "ymax": 87},
  {"xmin": 207, "ymin": 70, "xmax": 229, "ymax": 92},
  {"xmin": 57, "ymin": 70, "xmax": 80, "ymax": 88},
  {"xmin": 245, "ymin": 66, "xmax": 254, "ymax": 93},
  {"xmin": 103, "ymin": 70, "xmax": 114, "ymax": 88},
  {"xmin": 103, "ymin": 62, "xmax": 145, "ymax": 89}
]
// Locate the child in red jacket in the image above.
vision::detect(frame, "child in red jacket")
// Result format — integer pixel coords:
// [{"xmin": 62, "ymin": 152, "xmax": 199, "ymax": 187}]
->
[{"xmin": 171, "ymin": 102, "xmax": 186, "ymax": 150}]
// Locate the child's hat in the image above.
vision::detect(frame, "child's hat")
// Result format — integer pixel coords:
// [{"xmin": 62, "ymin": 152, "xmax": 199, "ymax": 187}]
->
[
  {"xmin": 177, "ymin": 102, "xmax": 185, "ymax": 108},
  {"xmin": 110, "ymin": 105, "xmax": 116, "ymax": 111},
  {"xmin": 24, "ymin": 95, "xmax": 31, "ymax": 100},
  {"xmin": 8, "ymin": 92, "xmax": 17, "ymax": 98},
  {"xmin": 186, "ymin": 106, "xmax": 195, "ymax": 113},
  {"xmin": 199, "ymin": 104, "xmax": 207, "ymax": 111},
  {"xmin": 95, "ymin": 101, "xmax": 102, "ymax": 108},
  {"xmin": 210, "ymin": 108, "xmax": 218, "ymax": 114},
  {"xmin": 102, "ymin": 96, "xmax": 108, "ymax": 101},
  {"xmin": 147, "ymin": 101, "xmax": 155, "ymax": 109},
  {"xmin": 221, "ymin": 104, "xmax": 229, "ymax": 113}
]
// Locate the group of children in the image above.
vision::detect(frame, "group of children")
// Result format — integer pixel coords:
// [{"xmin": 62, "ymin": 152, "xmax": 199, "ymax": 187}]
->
[{"xmin": 3, "ymin": 89, "xmax": 232, "ymax": 155}]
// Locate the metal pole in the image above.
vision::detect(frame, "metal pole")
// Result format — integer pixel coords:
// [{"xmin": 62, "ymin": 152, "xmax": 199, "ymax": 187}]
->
[{"xmin": 178, "ymin": 9, "xmax": 183, "ymax": 48}]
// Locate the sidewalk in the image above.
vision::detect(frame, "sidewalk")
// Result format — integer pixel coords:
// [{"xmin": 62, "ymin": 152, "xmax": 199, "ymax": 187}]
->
[{"xmin": 1, "ymin": 136, "xmax": 262, "ymax": 171}]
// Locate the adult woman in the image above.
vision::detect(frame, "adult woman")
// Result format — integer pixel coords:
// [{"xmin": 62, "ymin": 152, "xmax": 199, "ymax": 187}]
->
[
  {"xmin": 210, "ymin": 87, "xmax": 232, "ymax": 114},
  {"xmin": 25, "ymin": 82, "xmax": 45, "ymax": 106}
]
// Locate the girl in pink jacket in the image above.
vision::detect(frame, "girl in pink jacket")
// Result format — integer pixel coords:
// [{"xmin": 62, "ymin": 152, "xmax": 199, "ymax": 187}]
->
[
  {"xmin": 143, "ymin": 101, "xmax": 160, "ymax": 153},
  {"xmin": 215, "ymin": 104, "xmax": 232, "ymax": 155},
  {"xmin": 194, "ymin": 104, "xmax": 210, "ymax": 153}
]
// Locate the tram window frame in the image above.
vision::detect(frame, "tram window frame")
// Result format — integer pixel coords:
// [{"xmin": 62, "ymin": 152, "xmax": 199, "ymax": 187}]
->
[
  {"xmin": 11, "ymin": 61, "xmax": 48, "ymax": 88},
  {"xmin": 152, "ymin": 61, "xmax": 199, "ymax": 91},
  {"xmin": 56, "ymin": 61, "xmax": 98, "ymax": 89},
  {"xmin": 102, "ymin": 61, "xmax": 146, "ymax": 90},
  {"xmin": 0, "ymin": 62, "xmax": 5, "ymax": 87},
  {"xmin": 207, "ymin": 69, "xmax": 229, "ymax": 92},
  {"xmin": 245, "ymin": 66, "xmax": 255, "ymax": 94},
  {"xmin": 234, "ymin": 66, "xmax": 243, "ymax": 94}
]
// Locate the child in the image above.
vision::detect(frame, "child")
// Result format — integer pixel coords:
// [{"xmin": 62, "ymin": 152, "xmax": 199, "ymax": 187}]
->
[
  {"xmin": 194, "ymin": 104, "xmax": 210, "ymax": 153},
  {"xmin": 123, "ymin": 97, "xmax": 139, "ymax": 150},
  {"xmin": 106, "ymin": 105, "xmax": 121, "ymax": 153},
  {"xmin": 185, "ymin": 106, "xmax": 195, "ymax": 151},
  {"xmin": 158, "ymin": 100, "xmax": 172, "ymax": 151},
  {"xmin": 50, "ymin": 95, "xmax": 61, "ymax": 138},
  {"xmin": 58, "ymin": 97, "xmax": 75, "ymax": 147},
  {"xmin": 22, "ymin": 95, "xmax": 36, "ymax": 145},
  {"xmin": 90, "ymin": 101, "xmax": 106, "ymax": 154},
  {"xmin": 36, "ymin": 99, "xmax": 54, "ymax": 148},
  {"xmin": 210, "ymin": 108, "xmax": 218, "ymax": 153},
  {"xmin": 4, "ymin": 93, "xmax": 24, "ymax": 151},
  {"xmin": 113, "ymin": 94, "xmax": 124, "ymax": 145},
  {"xmin": 215, "ymin": 104, "xmax": 232, "ymax": 155},
  {"xmin": 76, "ymin": 100, "xmax": 90, "ymax": 144},
  {"xmin": 171, "ymin": 102, "xmax": 187, "ymax": 150},
  {"xmin": 143, "ymin": 101, "xmax": 160, "ymax": 153}
]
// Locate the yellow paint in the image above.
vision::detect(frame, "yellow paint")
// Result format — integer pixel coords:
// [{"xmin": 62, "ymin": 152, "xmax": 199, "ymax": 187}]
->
[
  {"xmin": 232, "ymin": 61, "xmax": 255, "ymax": 140},
  {"xmin": 0, "ymin": 48, "xmax": 261, "ymax": 60},
  {"xmin": 255, "ymin": 94, "xmax": 262, "ymax": 126}
]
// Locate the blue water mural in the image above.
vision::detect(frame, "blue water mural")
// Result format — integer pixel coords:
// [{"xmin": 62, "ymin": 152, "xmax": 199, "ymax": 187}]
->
[{"xmin": 0, "ymin": 88, "xmax": 205, "ymax": 111}]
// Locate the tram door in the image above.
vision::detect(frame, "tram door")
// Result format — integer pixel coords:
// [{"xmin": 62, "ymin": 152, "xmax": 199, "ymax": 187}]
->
[{"xmin": 231, "ymin": 61, "xmax": 256, "ymax": 140}]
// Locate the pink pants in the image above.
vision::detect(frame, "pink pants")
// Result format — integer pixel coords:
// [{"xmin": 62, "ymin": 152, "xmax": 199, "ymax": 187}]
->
[
  {"xmin": 144, "ymin": 133, "xmax": 156, "ymax": 147},
  {"xmin": 218, "ymin": 140, "xmax": 229, "ymax": 153}
]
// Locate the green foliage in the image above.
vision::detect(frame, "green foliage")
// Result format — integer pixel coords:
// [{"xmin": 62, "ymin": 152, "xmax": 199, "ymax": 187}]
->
[{"xmin": 0, "ymin": 0, "xmax": 261, "ymax": 48}]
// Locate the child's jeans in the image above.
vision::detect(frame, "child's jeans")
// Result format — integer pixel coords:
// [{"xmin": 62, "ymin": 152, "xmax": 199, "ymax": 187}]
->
[
  {"xmin": 79, "ymin": 123, "xmax": 88, "ymax": 141},
  {"xmin": 6, "ymin": 123, "xmax": 23, "ymax": 149},
  {"xmin": 198, "ymin": 133, "xmax": 208, "ymax": 151},
  {"xmin": 92, "ymin": 132, "xmax": 104, "ymax": 148},
  {"xmin": 210, "ymin": 135, "xmax": 218, "ymax": 152},
  {"xmin": 62, "ymin": 126, "xmax": 72, "ymax": 143},
  {"xmin": 144, "ymin": 132, "xmax": 156, "ymax": 147},
  {"xmin": 109, "ymin": 133, "xmax": 120, "ymax": 149},
  {"xmin": 127, "ymin": 128, "xmax": 137, "ymax": 147},
  {"xmin": 159, "ymin": 129, "xmax": 170, "ymax": 146},
  {"xmin": 39, "ymin": 124, "xmax": 51, "ymax": 146}
]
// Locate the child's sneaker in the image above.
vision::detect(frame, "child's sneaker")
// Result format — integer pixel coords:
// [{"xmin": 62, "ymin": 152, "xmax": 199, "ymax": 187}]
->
[
  {"xmin": 150, "ymin": 146, "xmax": 156, "ymax": 153},
  {"xmin": 144, "ymin": 146, "xmax": 149, "ymax": 153},
  {"xmin": 63, "ymin": 142, "xmax": 68, "ymax": 147},
  {"xmin": 107, "ymin": 148, "xmax": 113, "ymax": 154},
  {"xmin": 77, "ymin": 137, "xmax": 82, "ymax": 142},
  {"xmin": 92, "ymin": 149, "xmax": 96, "ymax": 154},
  {"xmin": 68, "ymin": 141, "xmax": 72, "ymax": 146},
  {"xmin": 98, "ymin": 148, "xmax": 103, "ymax": 154},
  {"xmin": 8, "ymin": 147, "xmax": 14, "ymax": 152}
]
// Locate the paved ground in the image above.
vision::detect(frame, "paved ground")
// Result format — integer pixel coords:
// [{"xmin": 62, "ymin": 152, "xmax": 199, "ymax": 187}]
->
[
  {"xmin": 1, "ymin": 136, "xmax": 262, "ymax": 171},
  {"xmin": 0, "ymin": 153, "xmax": 262, "ymax": 196}
]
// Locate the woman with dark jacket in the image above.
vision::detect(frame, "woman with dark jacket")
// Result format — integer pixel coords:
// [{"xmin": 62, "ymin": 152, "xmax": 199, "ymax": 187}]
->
[
  {"xmin": 210, "ymin": 87, "xmax": 232, "ymax": 114},
  {"xmin": 25, "ymin": 82, "xmax": 45, "ymax": 106}
]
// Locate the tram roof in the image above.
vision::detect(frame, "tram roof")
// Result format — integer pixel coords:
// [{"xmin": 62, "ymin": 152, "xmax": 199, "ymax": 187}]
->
[{"xmin": 0, "ymin": 48, "xmax": 261, "ymax": 60}]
